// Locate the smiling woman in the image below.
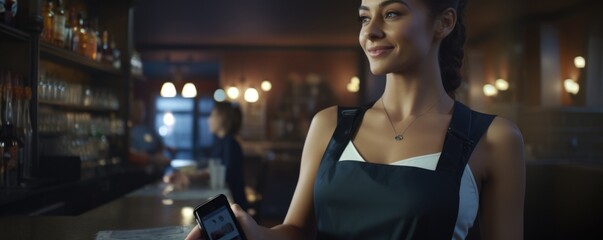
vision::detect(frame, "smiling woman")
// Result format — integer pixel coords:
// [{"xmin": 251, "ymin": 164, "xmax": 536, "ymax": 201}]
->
[{"xmin": 183, "ymin": 0, "xmax": 525, "ymax": 239}]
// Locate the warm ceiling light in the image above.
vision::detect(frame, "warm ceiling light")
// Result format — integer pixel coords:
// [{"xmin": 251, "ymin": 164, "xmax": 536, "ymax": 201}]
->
[
  {"xmin": 483, "ymin": 84, "xmax": 498, "ymax": 97},
  {"xmin": 564, "ymin": 79, "xmax": 580, "ymax": 95},
  {"xmin": 351, "ymin": 76, "xmax": 360, "ymax": 85},
  {"xmin": 160, "ymin": 82, "xmax": 177, "ymax": 97},
  {"xmin": 213, "ymin": 89, "xmax": 226, "ymax": 102},
  {"xmin": 574, "ymin": 56, "xmax": 586, "ymax": 69},
  {"xmin": 226, "ymin": 86, "xmax": 240, "ymax": 99},
  {"xmin": 347, "ymin": 82, "xmax": 359, "ymax": 93},
  {"xmin": 182, "ymin": 83, "xmax": 197, "ymax": 98},
  {"xmin": 244, "ymin": 87, "xmax": 259, "ymax": 103},
  {"xmin": 495, "ymin": 78, "xmax": 509, "ymax": 91},
  {"xmin": 261, "ymin": 80, "xmax": 272, "ymax": 92},
  {"xmin": 347, "ymin": 76, "xmax": 360, "ymax": 93}
]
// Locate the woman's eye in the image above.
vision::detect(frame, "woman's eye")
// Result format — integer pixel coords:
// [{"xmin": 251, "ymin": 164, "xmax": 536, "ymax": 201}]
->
[
  {"xmin": 385, "ymin": 11, "xmax": 401, "ymax": 18},
  {"xmin": 358, "ymin": 16, "xmax": 370, "ymax": 24}
]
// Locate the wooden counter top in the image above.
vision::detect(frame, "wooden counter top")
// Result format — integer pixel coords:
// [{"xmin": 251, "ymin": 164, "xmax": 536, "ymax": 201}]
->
[{"xmin": 0, "ymin": 181, "xmax": 229, "ymax": 240}]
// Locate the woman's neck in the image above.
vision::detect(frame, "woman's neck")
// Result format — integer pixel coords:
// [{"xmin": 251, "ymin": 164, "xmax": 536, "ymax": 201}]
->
[{"xmin": 381, "ymin": 65, "xmax": 452, "ymax": 121}]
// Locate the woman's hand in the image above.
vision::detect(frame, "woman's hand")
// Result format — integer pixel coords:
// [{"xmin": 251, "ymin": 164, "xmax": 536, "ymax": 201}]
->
[{"xmin": 185, "ymin": 203, "xmax": 262, "ymax": 240}]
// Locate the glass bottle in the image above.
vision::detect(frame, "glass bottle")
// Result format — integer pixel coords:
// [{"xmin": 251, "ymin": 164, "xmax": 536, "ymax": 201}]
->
[
  {"xmin": 42, "ymin": 0, "xmax": 55, "ymax": 43},
  {"xmin": 53, "ymin": 0, "xmax": 66, "ymax": 47},
  {"xmin": 70, "ymin": 11, "xmax": 81, "ymax": 53},
  {"xmin": 110, "ymin": 36, "xmax": 121, "ymax": 69},
  {"xmin": 21, "ymin": 86, "xmax": 32, "ymax": 181},
  {"xmin": 63, "ymin": 4, "xmax": 72, "ymax": 50},
  {"xmin": 78, "ymin": 16, "xmax": 88, "ymax": 57},
  {"xmin": 1, "ymin": 71, "xmax": 20, "ymax": 188},
  {"xmin": 87, "ymin": 19, "xmax": 97, "ymax": 60},
  {"xmin": 101, "ymin": 30, "xmax": 113, "ymax": 64}
]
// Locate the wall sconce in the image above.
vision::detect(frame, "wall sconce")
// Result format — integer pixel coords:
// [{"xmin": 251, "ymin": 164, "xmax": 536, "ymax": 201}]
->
[
  {"xmin": 483, "ymin": 84, "xmax": 498, "ymax": 97},
  {"xmin": 182, "ymin": 83, "xmax": 197, "ymax": 98},
  {"xmin": 160, "ymin": 82, "xmax": 177, "ymax": 97},
  {"xmin": 244, "ymin": 87, "xmax": 259, "ymax": 103},
  {"xmin": 347, "ymin": 76, "xmax": 360, "ymax": 93},
  {"xmin": 564, "ymin": 79, "xmax": 580, "ymax": 95},
  {"xmin": 226, "ymin": 86, "xmax": 240, "ymax": 99},
  {"xmin": 574, "ymin": 56, "xmax": 586, "ymax": 69},
  {"xmin": 495, "ymin": 78, "xmax": 509, "ymax": 91},
  {"xmin": 214, "ymin": 89, "xmax": 226, "ymax": 102},
  {"xmin": 261, "ymin": 80, "xmax": 272, "ymax": 92}
]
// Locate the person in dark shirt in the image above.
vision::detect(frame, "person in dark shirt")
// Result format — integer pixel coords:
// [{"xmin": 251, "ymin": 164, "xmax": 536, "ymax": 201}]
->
[{"xmin": 169, "ymin": 101, "xmax": 249, "ymax": 211}]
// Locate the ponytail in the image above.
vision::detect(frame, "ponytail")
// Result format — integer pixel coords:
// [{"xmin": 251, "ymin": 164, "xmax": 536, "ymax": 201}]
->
[{"xmin": 430, "ymin": 0, "xmax": 466, "ymax": 99}]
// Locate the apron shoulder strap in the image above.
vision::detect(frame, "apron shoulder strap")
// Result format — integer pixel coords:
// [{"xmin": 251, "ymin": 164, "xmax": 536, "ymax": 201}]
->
[
  {"xmin": 437, "ymin": 101, "xmax": 496, "ymax": 173},
  {"xmin": 320, "ymin": 102, "xmax": 374, "ymax": 163}
]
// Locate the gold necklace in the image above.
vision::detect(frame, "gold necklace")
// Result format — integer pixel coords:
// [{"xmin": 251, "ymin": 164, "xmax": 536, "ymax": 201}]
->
[{"xmin": 381, "ymin": 98, "xmax": 438, "ymax": 141}]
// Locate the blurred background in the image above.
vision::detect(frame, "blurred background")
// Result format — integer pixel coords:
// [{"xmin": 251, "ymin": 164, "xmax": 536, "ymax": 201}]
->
[{"xmin": 0, "ymin": 0, "xmax": 602, "ymax": 239}]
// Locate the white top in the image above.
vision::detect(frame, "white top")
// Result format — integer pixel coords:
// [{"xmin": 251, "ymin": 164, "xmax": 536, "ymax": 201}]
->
[{"xmin": 338, "ymin": 141, "xmax": 479, "ymax": 240}]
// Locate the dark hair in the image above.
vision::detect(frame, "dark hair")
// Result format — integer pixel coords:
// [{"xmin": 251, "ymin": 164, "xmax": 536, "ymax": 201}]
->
[
  {"xmin": 426, "ymin": 0, "xmax": 466, "ymax": 99},
  {"xmin": 213, "ymin": 101, "xmax": 243, "ymax": 135}
]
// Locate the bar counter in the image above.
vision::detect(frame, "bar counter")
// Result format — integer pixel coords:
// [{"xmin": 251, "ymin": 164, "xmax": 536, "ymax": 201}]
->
[{"xmin": 0, "ymin": 180, "xmax": 229, "ymax": 240}]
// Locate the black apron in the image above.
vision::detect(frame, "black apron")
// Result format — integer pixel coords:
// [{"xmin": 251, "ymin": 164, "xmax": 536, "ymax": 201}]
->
[{"xmin": 313, "ymin": 101, "xmax": 495, "ymax": 240}]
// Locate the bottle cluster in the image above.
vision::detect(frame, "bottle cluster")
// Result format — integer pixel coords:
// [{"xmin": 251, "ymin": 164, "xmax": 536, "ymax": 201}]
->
[
  {"xmin": 0, "ymin": 69, "xmax": 33, "ymax": 188},
  {"xmin": 41, "ymin": 0, "xmax": 121, "ymax": 69}
]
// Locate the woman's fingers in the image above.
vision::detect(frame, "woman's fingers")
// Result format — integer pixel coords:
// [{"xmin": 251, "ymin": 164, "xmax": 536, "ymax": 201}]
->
[{"xmin": 185, "ymin": 225, "xmax": 202, "ymax": 240}]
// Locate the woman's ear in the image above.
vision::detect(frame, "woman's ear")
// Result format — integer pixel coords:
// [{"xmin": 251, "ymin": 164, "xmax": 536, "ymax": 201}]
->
[{"xmin": 434, "ymin": 8, "xmax": 457, "ymax": 39}]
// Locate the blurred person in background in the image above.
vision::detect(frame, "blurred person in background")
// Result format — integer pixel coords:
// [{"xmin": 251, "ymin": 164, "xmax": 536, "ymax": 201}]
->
[
  {"xmin": 129, "ymin": 99, "xmax": 172, "ymax": 169},
  {"xmin": 187, "ymin": 0, "xmax": 525, "ymax": 239},
  {"xmin": 168, "ymin": 101, "xmax": 249, "ymax": 211}
]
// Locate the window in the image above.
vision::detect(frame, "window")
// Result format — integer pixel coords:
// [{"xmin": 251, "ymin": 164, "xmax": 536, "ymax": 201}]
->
[{"xmin": 154, "ymin": 96, "xmax": 214, "ymax": 160}]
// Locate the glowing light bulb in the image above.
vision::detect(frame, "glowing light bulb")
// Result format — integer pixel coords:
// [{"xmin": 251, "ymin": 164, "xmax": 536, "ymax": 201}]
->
[
  {"xmin": 214, "ymin": 89, "xmax": 226, "ymax": 102},
  {"xmin": 160, "ymin": 82, "xmax": 177, "ymax": 97},
  {"xmin": 226, "ymin": 86, "xmax": 239, "ymax": 99},
  {"xmin": 244, "ymin": 87, "xmax": 259, "ymax": 103},
  {"xmin": 495, "ymin": 79, "xmax": 509, "ymax": 91},
  {"xmin": 483, "ymin": 84, "xmax": 498, "ymax": 97},
  {"xmin": 182, "ymin": 83, "xmax": 197, "ymax": 98},
  {"xmin": 261, "ymin": 80, "xmax": 272, "ymax": 92}
]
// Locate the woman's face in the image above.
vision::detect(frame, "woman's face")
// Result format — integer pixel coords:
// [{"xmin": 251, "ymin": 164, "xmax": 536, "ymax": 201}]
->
[
  {"xmin": 359, "ymin": 0, "xmax": 436, "ymax": 75},
  {"xmin": 208, "ymin": 108, "xmax": 224, "ymax": 135}
]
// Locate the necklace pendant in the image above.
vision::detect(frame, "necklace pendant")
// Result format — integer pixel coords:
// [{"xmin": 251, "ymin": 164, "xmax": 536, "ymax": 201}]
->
[{"xmin": 394, "ymin": 134, "xmax": 404, "ymax": 141}]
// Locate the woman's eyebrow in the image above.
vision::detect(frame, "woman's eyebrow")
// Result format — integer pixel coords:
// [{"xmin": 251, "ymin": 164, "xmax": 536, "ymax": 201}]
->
[{"xmin": 359, "ymin": 0, "xmax": 409, "ymax": 11}]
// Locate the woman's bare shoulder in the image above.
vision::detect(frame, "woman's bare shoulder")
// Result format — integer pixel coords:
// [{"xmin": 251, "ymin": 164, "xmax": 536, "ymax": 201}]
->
[
  {"xmin": 482, "ymin": 116, "xmax": 525, "ymax": 177},
  {"xmin": 310, "ymin": 106, "xmax": 338, "ymax": 134}
]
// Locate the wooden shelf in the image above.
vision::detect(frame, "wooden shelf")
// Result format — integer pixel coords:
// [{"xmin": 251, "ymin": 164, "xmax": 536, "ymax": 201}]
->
[
  {"xmin": 0, "ymin": 23, "xmax": 29, "ymax": 42},
  {"xmin": 39, "ymin": 100, "xmax": 119, "ymax": 113},
  {"xmin": 40, "ymin": 42, "xmax": 123, "ymax": 77}
]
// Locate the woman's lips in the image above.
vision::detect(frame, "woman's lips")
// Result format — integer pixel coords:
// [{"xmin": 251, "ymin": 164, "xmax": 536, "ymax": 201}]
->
[{"xmin": 367, "ymin": 46, "xmax": 394, "ymax": 57}]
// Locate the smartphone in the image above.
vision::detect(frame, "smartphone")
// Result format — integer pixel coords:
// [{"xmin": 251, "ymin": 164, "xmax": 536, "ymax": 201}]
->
[{"xmin": 193, "ymin": 194, "xmax": 248, "ymax": 240}]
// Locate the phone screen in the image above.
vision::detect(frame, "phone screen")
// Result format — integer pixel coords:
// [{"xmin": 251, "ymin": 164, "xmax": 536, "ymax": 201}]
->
[{"xmin": 200, "ymin": 205, "xmax": 244, "ymax": 240}]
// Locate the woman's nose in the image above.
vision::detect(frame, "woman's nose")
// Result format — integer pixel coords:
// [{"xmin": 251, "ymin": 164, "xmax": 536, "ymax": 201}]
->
[{"xmin": 362, "ymin": 19, "xmax": 385, "ymax": 41}]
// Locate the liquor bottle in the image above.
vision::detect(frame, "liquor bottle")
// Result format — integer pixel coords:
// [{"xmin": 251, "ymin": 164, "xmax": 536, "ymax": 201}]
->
[
  {"xmin": 0, "ymin": 71, "xmax": 5, "ymax": 188},
  {"xmin": 2, "ymin": 0, "xmax": 16, "ymax": 26},
  {"xmin": 110, "ymin": 36, "xmax": 121, "ymax": 69},
  {"xmin": 63, "ymin": 4, "xmax": 72, "ymax": 50},
  {"xmin": 21, "ymin": 86, "xmax": 32, "ymax": 181},
  {"xmin": 42, "ymin": 0, "xmax": 55, "ymax": 42},
  {"xmin": 70, "ymin": 11, "xmax": 80, "ymax": 53},
  {"xmin": 1, "ymin": 71, "xmax": 20, "ymax": 188},
  {"xmin": 101, "ymin": 30, "xmax": 113, "ymax": 64},
  {"xmin": 12, "ymin": 76, "xmax": 28, "ymax": 184},
  {"xmin": 87, "ymin": 19, "xmax": 97, "ymax": 60},
  {"xmin": 53, "ymin": 0, "xmax": 66, "ymax": 47},
  {"xmin": 78, "ymin": 16, "xmax": 88, "ymax": 57}
]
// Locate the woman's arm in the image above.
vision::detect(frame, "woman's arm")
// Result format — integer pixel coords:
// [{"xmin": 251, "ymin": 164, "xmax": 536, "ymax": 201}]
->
[
  {"xmin": 185, "ymin": 106, "xmax": 338, "ymax": 240},
  {"xmin": 480, "ymin": 117, "xmax": 526, "ymax": 240}
]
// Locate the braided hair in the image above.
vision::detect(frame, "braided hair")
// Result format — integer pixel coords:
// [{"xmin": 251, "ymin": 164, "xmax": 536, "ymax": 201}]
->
[{"xmin": 426, "ymin": 0, "xmax": 466, "ymax": 99}]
